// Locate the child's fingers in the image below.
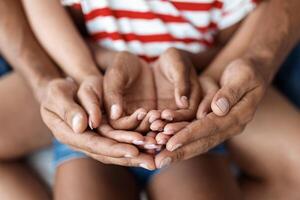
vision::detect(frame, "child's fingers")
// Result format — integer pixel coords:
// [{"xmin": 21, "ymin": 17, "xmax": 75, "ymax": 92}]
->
[
  {"xmin": 197, "ymin": 76, "xmax": 219, "ymax": 119},
  {"xmin": 135, "ymin": 110, "xmax": 161, "ymax": 132},
  {"xmin": 109, "ymin": 108, "xmax": 147, "ymax": 130},
  {"xmin": 77, "ymin": 85, "xmax": 102, "ymax": 129},
  {"xmin": 163, "ymin": 121, "xmax": 189, "ymax": 135},
  {"xmin": 98, "ymin": 124, "xmax": 145, "ymax": 145},
  {"xmin": 150, "ymin": 120, "xmax": 167, "ymax": 132},
  {"xmin": 140, "ymin": 132, "xmax": 159, "ymax": 150},
  {"xmin": 156, "ymin": 132, "xmax": 171, "ymax": 145},
  {"xmin": 104, "ymin": 69, "xmax": 126, "ymax": 120},
  {"xmin": 162, "ymin": 78, "xmax": 201, "ymax": 122}
]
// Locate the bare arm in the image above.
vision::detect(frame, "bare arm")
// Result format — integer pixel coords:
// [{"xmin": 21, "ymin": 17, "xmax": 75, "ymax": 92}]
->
[
  {"xmin": 22, "ymin": 0, "xmax": 100, "ymax": 83},
  {"xmin": 204, "ymin": 0, "xmax": 300, "ymax": 82},
  {"xmin": 0, "ymin": 0, "xmax": 61, "ymax": 101}
]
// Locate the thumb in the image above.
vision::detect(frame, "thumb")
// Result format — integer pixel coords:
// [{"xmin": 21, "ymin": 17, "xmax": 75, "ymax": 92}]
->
[
  {"xmin": 211, "ymin": 61, "xmax": 254, "ymax": 116},
  {"xmin": 104, "ymin": 70, "xmax": 125, "ymax": 120}
]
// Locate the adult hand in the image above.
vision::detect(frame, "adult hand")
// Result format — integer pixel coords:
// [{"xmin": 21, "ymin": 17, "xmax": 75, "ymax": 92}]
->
[
  {"xmin": 40, "ymin": 78, "xmax": 155, "ymax": 170},
  {"xmin": 154, "ymin": 59, "xmax": 267, "ymax": 168}
]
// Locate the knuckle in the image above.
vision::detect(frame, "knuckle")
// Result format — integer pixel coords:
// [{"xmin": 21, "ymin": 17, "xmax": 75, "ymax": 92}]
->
[
  {"xmin": 225, "ymin": 86, "xmax": 241, "ymax": 104},
  {"xmin": 174, "ymin": 149, "xmax": 185, "ymax": 161}
]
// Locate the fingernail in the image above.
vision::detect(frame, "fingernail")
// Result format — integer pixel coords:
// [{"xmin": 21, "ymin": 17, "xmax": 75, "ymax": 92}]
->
[
  {"xmin": 145, "ymin": 144, "xmax": 158, "ymax": 149},
  {"xmin": 159, "ymin": 157, "xmax": 172, "ymax": 168},
  {"xmin": 181, "ymin": 96, "xmax": 188, "ymax": 107},
  {"xmin": 170, "ymin": 143, "xmax": 182, "ymax": 152},
  {"xmin": 137, "ymin": 112, "xmax": 146, "ymax": 120},
  {"xmin": 157, "ymin": 139, "xmax": 166, "ymax": 145},
  {"xmin": 72, "ymin": 114, "xmax": 83, "ymax": 133},
  {"xmin": 133, "ymin": 140, "xmax": 144, "ymax": 145},
  {"xmin": 216, "ymin": 98, "xmax": 229, "ymax": 113},
  {"xmin": 110, "ymin": 104, "xmax": 121, "ymax": 120},
  {"xmin": 125, "ymin": 154, "xmax": 133, "ymax": 158},
  {"xmin": 139, "ymin": 163, "xmax": 151, "ymax": 170},
  {"xmin": 149, "ymin": 115, "xmax": 158, "ymax": 123},
  {"xmin": 88, "ymin": 119, "xmax": 93, "ymax": 130},
  {"xmin": 165, "ymin": 115, "xmax": 173, "ymax": 121},
  {"xmin": 164, "ymin": 129, "xmax": 174, "ymax": 135}
]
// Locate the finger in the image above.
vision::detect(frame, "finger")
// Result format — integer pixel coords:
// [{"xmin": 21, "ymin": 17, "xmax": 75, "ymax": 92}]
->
[
  {"xmin": 166, "ymin": 89, "xmax": 259, "ymax": 152},
  {"xmin": 104, "ymin": 69, "xmax": 126, "ymax": 120},
  {"xmin": 84, "ymin": 151, "xmax": 156, "ymax": 170},
  {"xmin": 156, "ymin": 132, "xmax": 171, "ymax": 145},
  {"xmin": 162, "ymin": 77, "xmax": 201, "ymax": 122},
  {"xmin": 166, "ymin": 49, "xmax": 191, "ymax": 109},
  {"xmin": 135, "ymin": 110, "xmax": 161, "ymax": 133},
  {"xmin": 77, "ymin": 85, "xmax": 102, "ymax": 129},
  {"xmin": 150, "ymin": 120, "xmax": 167, "ymax": 132},
  {"xmin": 155, "ymin": 131, "xmax": 228, "ymax": 168},
  {"xmin": 41, "ymin": 107, "xmax": 139, "ymax": 158},
  {"xmin": 197, "ymin": 76, "xmax": 219, "ymax": 119},
  {"xmin": 211, "ymin": 61, "xmax": 256, "ymax": 116},
  {"xmin": 98, "ymin": 124, "xmax": 145, "ymax": 145},
  {"xmin": 163, "ymin": 121, "xmax": 189, "ymax": 135},
  {"xmin": 44, "ymin": 81, "xmax": 88, "ymax": 133},
  {"xmin": 109, "ymin": 108, "xmax": 147, "ymax": 130},
  {"xmin": 143, "ymin": 132, "xmax": 159, "ymax": 150}
]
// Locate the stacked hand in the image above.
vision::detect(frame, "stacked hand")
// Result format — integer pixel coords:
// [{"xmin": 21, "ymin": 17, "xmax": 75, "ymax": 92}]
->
[{"xmin": 40, "ymin": 46, "xmax": 267, "ymax": 170}]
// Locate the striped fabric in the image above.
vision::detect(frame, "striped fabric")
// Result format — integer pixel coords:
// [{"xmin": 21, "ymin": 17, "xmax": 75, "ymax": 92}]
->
[{"xmin": 63, "ymin": 0, "xmax": 257, "ymax": 62}]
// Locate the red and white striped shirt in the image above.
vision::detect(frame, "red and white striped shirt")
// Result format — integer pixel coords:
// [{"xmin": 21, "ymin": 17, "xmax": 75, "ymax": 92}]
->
[{"xmin": 63, "ymin": 0, "xmax": 257, "ymax": 62}]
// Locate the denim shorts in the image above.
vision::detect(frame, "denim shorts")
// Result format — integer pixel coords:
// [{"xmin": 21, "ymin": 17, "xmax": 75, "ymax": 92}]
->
[
  {"xmin": 53, "ymin": 138, "xmax": 227, "ymax": 186},
  {"xmin": 1, "ymin": 43, "xmax": 300, "ymax": 186}
]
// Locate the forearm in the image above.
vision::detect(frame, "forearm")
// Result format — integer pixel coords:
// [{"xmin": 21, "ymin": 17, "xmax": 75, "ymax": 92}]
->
[
  {"xmin": 0, "ymin": 0, "xmax": 61, "ymax": 101},
  {"xmin": 204, "ymin": 0, "xmax": 300, "ymax": 82},
  {"xmin": 22, "ymin": 0, "xmax": 100, "ymax": 83}
]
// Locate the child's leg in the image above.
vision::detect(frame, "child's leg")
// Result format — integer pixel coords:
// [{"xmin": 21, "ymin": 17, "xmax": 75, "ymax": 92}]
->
[
  {"xmin": 0, "ymin": 72, "xmax": 52, "ymax": 198},
  {"xmin": 0, "ymin": 162, "xmax": 50, "ymax": 200},
  {"xmin": 228, "ymin": 87, "xmax": 300, "ymax": 199},
  {"xmin": 54, "ymin": 158, "xmax": 139, "ymax": 200},
  {"xmin": 0, "ymin": 72, "xmax": 51, "ymax": 159},
  {"xmin": 147, "ymin": 154, "xmax": 241, "ymax": 200}
]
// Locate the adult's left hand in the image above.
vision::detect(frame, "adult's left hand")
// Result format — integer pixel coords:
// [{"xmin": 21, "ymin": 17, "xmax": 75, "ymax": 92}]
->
[{"xmin": 154, "ymin": 59, "xmax": 267, "ymax": 168}]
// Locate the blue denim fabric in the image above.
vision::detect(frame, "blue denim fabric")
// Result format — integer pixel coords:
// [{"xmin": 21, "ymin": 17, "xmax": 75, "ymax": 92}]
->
[{"xmin": 0, "ymin": 58, "xmax": 11, "ymax": 76}]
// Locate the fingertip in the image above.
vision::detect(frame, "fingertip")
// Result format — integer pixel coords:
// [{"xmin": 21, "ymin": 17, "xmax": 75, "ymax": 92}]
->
[
  {"xmin": 149, "ymin": 110, "xmax": 161, "ymax": 123},
  {"xmin": 211, "ymin": 97, "xmax": 229, "ymax": 116},
  {"xmin": 72, "ymin": 113, "xmax": 87, "ymax": 133},
  {"xmin": 161, "ymin": 109, "xmax": 173, "ymax": 121},
  {"xmin": 110, "ymin": 104, "xmax": 122, "ymax": 120},
  {"xmin": 181, "ymin": 96, "xmax": 189, "ymax": 108},
  {"xmin": 136, "ymin": 108, "xmax": 147, "ymax": 121}
]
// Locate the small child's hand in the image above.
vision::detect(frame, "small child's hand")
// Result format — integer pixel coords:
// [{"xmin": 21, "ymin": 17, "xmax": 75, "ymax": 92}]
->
[
  {"xmin": 77, "ymin": 74, "xmax": 103, "ymax": 130},
  {"xmin": 196, "ymin": 75, "xmax": 219, "ymax": 119},
  {"xmin": 103, "ymin": 51, "xmax": 160, "ymax": 132},
  {"xmin": 152, "ymin": 47, "xmax": 201, "ymax": 124}
]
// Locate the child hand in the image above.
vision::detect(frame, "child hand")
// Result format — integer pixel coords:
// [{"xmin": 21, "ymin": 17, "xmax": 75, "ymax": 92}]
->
[
  {"xmin": 103, "ymin": 51, "xmax": 160, "ymax": 132},
  {"xmin": 77, "ymin": 74, "xmax": 103, "ymax": 130},
  {"xmin": 152, "ymin": 47, "xmax": 201, "ymax": 127}
]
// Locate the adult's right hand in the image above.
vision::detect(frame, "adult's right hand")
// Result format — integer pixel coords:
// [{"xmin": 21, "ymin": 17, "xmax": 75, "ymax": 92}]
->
[{"xmin": 40, "ymin": 78, "xmax": 155, "ymax": 170}]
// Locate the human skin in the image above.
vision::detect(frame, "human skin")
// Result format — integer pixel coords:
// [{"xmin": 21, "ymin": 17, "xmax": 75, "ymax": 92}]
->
[
  {"xmin": 155, "ymin": 0, "xmax": 300, "ymax": 168},
  {"xmin": 1, "ymin": 0, "xmax": 300, "ymax": 198}
]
